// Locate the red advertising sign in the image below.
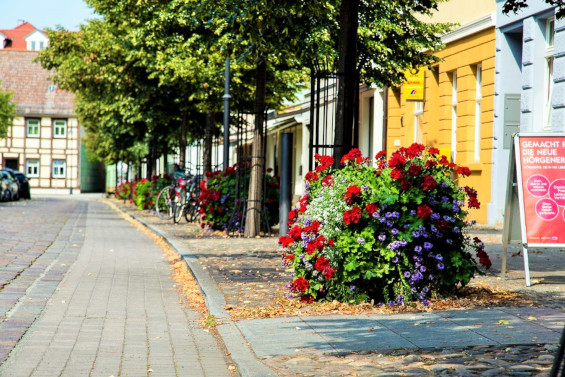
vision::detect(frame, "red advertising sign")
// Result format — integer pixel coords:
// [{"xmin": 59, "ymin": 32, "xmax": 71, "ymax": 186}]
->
[{"xmin": 515, "ymin": 134, "xmax": 565, "ymax": 246}]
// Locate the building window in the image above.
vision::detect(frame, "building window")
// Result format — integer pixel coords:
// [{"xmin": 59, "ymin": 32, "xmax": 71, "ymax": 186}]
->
[
  {"xmin": 26, "ymin": 160, "xmax": 39, "ymax": 177},
  {"xmin": 52, "ymin": 160, "xmax": 66, "ymax": 178},
  {"xmin": 451, "ymin": 71, "xmax": 458, "ymax": 163},
  {"xmin": 30, "ymin": 41, "xmax": 35, "ymax": 50},
  {"xmin": 39, "ymin": 41, "xmax": 44, "ymax": 50},
  {"xmin": 545, "ymin": 17, "xmax": 555, "ymax": 131},
  {"xmin": 414, "ymin": 101, "xmax": 424, "ymax": 143},
  {"xmin": 53, "ymin": 119, "xmax": 67, "ymax": 138},
  {"xmin": 26, "ymin": 119, "xmax": 40, "ymax": 137},
  {"xmin": 474, "ymin": 65, "xmax": 482, "ymax": 162}
]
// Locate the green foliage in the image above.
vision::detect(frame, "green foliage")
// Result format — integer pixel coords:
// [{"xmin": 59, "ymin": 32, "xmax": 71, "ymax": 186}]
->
[
  {"xmin": 132, "ymin": 178, "xmax": 153, "ymax": 210},
  {"xmin": 0, "ymin": 84, "xmax": 16, "ymax": 139},
  {"xmin": 198, "ymin": 163, "xmax": 279, "ymax": 231},
  {"xmin": 280, "ymin": 145, "xmax": 490, "ymax": 305}
]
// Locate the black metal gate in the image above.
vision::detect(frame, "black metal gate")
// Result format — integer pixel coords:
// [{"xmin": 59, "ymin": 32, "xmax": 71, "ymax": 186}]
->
[{"xmin": 225, "ymin": 110, "xmax": 272, "ymax": 236}]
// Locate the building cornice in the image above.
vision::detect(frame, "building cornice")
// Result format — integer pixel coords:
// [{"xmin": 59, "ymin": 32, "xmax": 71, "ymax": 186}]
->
[{"xmin": 441, "ymin": 13, "xmax": 496, "ymax": 44}]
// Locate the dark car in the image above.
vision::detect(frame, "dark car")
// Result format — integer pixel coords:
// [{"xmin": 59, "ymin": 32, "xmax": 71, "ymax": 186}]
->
[
  {"xmin": 12, "ymin": 171, "xmax": 30, "ymax": 199},
  {"xmin": 0, "ymin": 169, "xmax": 19, "ymax": 201}
]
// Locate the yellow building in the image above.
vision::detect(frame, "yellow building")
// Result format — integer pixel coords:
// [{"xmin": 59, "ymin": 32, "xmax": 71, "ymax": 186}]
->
[{"xmin": 387, "ymin": 0, "xmax": 496, "ymax": 224}]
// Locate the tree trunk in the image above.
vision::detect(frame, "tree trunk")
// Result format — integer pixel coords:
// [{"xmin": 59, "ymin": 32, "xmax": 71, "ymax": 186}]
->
[
  {"xmin": 333, "ymin": 0, "xmax": 359, "ymax": 167},
  {"xmin": 244, "ymin": 59, "xmax": 267, "ymax": 237},
  {"xmin": 203, "ymin": 111, "xmax": 214, "ymax": 178},
  {"xmin": 180, "ymin": 110, "xmax": 188, "ymax": 168}
]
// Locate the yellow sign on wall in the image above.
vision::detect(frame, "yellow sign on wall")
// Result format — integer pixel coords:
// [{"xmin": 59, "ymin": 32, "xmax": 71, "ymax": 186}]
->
[{"xmin": 403, "ymin": 68, "xmax": 425, "ymax": 101}]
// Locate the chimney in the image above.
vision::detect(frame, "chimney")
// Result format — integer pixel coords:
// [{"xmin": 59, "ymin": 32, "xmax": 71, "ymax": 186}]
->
[{"xmin": 17, "ymin": 19, "xmax": 26, "ymax": 25}]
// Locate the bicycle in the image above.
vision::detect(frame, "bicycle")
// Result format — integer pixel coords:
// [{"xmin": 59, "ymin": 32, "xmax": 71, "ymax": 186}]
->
[
  {"xmin": 173, "ymin": 173, "xmax": 201, "ymax": 224},
  {"xmin": 155, "ymin": 167, "xmax": 189, "ymax": 220}
]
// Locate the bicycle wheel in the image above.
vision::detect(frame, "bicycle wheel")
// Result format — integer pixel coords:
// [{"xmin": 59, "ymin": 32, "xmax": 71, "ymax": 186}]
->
[
  {"xmin": 173, "ymin": 203, "xmax": 185, "ymax": 224},
  {"xmin": 184, "ymin": 185, "xmax": 200, "ymax": 222},
  {"xmin": 156, "ymin": 185, "xmax": 175, "ymax": 220}
]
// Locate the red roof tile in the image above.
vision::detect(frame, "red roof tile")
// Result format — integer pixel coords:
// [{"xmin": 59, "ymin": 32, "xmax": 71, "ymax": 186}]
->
[
  {"xmin": 0, "ymin": 22, "xmax": 45, "ymax": 50},
  {"xmin": 0, "ymin": 50, "xmax": 75, "ymax": 116}
]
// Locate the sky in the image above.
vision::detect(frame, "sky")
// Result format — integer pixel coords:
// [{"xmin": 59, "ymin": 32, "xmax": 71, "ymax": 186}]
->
[{"xmin": 0, "ymin": 0, "xmax": 98, "ymax": 31}]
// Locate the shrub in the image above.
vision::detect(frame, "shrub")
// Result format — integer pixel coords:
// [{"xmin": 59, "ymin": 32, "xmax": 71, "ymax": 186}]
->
[
  {"xmin": 280, "ymin": 145, "xmax": 490, "ymax": 306},
  {"xmin": 115, "ymin": 182, "xmax": 131, "ymax": 200},
  {"xmin": 199, "ymin": 163, "xmax": 279, "ymax": 231},
  {"xmin": 132, "ymin": 178, "xmax": 152, "ymax": 210}
]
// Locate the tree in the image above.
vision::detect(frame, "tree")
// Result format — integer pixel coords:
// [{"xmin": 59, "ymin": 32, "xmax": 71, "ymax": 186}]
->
[
  {"xmin": 0, "ymin": 84, "xmax": 16, "ymax": 139},
  {"xmin": 503, "ymin": 0, "xmax": 565, "ymax": 18},
  {"xmin": 330, "ymin": 0, "xmax": 453, "ymax": 165}
]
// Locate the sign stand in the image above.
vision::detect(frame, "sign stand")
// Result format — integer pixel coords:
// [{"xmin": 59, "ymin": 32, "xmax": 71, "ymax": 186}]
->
[
  {"xmin": 509, "ymin": 133, "xmax": 565, "ymax": 287},
  {"xmin": 502, "ymin": 136, "xmax": 530, "ymax": 285}
]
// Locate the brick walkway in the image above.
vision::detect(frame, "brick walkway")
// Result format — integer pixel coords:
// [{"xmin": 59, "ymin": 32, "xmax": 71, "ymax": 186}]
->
[{"xmin": 0, "ymin": 198, "xmax": 235, "ymax": 377}]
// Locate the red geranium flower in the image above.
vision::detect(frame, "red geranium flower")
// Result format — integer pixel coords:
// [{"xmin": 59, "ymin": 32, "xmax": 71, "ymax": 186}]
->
[
  {"xmin": 428, "ymin": 147, "xmax": 440, "ymax": 155},
  {"xmin": 456, "ymin": 166, "xmax": 471, "ymax": 177},
  {"xmin": 406, "ymin": 143, "xmax": 425, "ymax": 158},
  {"xmin": 340, "ymin": 148, "xmax": 364, "ymax": 165},
  {"xmin": 315, "ymin": 154, "xmax": 334, "ymax": 172},
  {"xmin": 375, "ymin": 151, "xmax": 387, "ymax": 160},
  {"xmin": 343, "ymin": 206, "xmax": 362, "ymax": 225},
  {"xmin": 416, "ymin": 204, "xmax": 433, "ymax": 220},
  {"xmin": 389, "ymin": 152, "xmax": 406, "ymax": 169},
  {"xmin": 365, "ymin": 203, "xmax": 379, "ymax": 215},
  {"xmin": 291, "ymin": 277, "xmax": 309, "ymax": 292},
  {"xmin": 322, "ymin": 174, "xmax": 333, "ymax": 187},
  {"xmin": 400, "ymin": 180, "xmax": 412, "ymax": 191},
  {"xmin": 345, "ymin": 185, "xmax": 362, "ymax": 204},
  {"xmin": 305, "ymin": 171, "xmax": 319, "ymax": 183},
  {"xmin": 407, "ymin": 164, "xmax": 423, "ymax": 176},
  {"xmin": 421, "ymin": 175, "xmax": 437, "ymax": 190},
  {"xmin": 390, "ymin": 169, "xmax": 405, "ymax": 180}
]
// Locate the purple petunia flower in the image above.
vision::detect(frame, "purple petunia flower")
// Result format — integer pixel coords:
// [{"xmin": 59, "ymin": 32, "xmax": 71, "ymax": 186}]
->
[
  {"xmin": 357, "ymin": 237, "xmax": 365, "ymax": 244},
  {"xmin": 350, "ymin": 285, "xmax": 356, "ymax": 291},
  {"xmin": 404, "ymin": 271, "xmax": 411, "ymax": 278},
  {"xmin": 437, "ymin": 262, "xmax": 444, "ymax": 270},
  {"xmin": 424, "ymin": 242, "xmax": 433, "ymax": 250},
  {"xmin": 414, "ymin": 245, "xmax": 422, "ymax": 253},
  {"xmin": 423, "ymin": 299, "xmax": 430, "ymax": 306},
  {"xmin": 378, "ymin": 234, "xmax": 386, "ymax": 242},
  {"xmin": 391, "ymin": 228, "xmax": 399, "ymax": 235},
  {"xmin": 392, "ymin": 257, "xmax": 399, "ymax": 263},
  {"xmin": 362, "ymin": 185, "xmax": 369, "ymax": 191},
  {"xmin": 435, "ymin": 254, "xmax": 443, "ymax": 261}
]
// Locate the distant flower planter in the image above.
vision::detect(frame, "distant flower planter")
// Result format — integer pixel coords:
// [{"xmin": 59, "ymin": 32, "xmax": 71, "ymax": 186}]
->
[{"xmin": 280, "ymin": 144, "xmax": 490, "ymax": 306}]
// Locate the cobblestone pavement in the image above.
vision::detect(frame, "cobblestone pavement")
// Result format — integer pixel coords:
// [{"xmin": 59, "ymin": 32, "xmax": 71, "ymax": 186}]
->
[
  {"xmin": 0, "ymin": 197, "xmax": 235, "ymax": 376},
  {"xmin": 0, "ymin": 198, "xmax": 86, "ymax": 364},
  {"xmin": 112, "ymin": 199, "xmax": 565, "ymax": 377}
]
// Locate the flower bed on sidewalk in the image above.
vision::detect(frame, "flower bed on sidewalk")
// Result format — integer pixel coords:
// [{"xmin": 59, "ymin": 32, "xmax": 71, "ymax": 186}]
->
[{"xmin": 280, "ymin": 145, "xmax": 493, "ymax": 307}]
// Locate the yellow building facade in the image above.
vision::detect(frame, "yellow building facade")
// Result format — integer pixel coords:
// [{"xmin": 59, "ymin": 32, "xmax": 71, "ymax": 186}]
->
[{"xmin": 387, "ymin": 4, "xmax": 496, "ymax": 224}]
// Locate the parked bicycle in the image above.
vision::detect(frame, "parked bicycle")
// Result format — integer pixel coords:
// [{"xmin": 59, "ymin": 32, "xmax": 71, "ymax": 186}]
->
[
  {"xmin": 173, "ymin": 172, "xmax": 201, "ymax": 224},
  {"xmin": 155, "ymin": 166, "xmax": 201, "ymax": 223}
]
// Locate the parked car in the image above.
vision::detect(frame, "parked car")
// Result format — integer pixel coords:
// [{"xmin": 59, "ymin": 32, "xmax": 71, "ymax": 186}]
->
[
  {"xmin": 12, "ymin": 171, "xmax": 30, "ymax": 199},
  {"xmin": 0, "ymin": 169, "xmax": 19, "ymax": 201}
]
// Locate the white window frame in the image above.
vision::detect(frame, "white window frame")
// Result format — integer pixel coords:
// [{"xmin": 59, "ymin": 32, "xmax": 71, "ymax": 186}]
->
[
  {"xmin": 414, "ymin": 101, "xmax": 424, "ymax": 143},
  {"xmin": 451, "ymin": 71, "xmax": 458, "ymax": 163},
  {"xmin": 474, "ymin": 65, "xmax": 482, "ymax": 162},
  {"xmin": 52, "ymin": 160, "xmax": 66, "ymax": 178},
  {"xmin": 26, "ymin": 160, "xmax": 39, "ymax": 178},
  {"xmin": 544, "ymin": 17, "xmax": 555, "ymax": 131},
  {"xmin": 53, "ymin": 119, "xmax": 67, "ymax": 138},
  {"xmin": 26, "ymin": 119, "xmax": 40, "ymax": 138}
]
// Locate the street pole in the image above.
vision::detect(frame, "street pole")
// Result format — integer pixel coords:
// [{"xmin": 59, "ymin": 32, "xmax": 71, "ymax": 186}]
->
[
  {"xmin": 279, "ymin": 133, "xmax": 293, "ymax": 236},
  {"xmin": 223, "ymin": 58, "xmax": 231, "ymax": 172}
]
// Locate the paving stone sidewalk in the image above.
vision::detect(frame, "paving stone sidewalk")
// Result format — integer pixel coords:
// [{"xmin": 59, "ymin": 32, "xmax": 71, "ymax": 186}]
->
[
  {"xmin": 111, "ymin": 199, "xmax": 565, "ymax": 377},
  {"xmin": 0, "ymin": 199, "xmax": 235, "ymax": 377}
]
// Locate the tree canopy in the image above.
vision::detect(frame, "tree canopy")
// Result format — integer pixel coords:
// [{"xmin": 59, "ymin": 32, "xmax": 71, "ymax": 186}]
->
[
  {"xmin": 0, "ymin": 84, "xmax": 16, "ymax": 139},
  {"xmin": 503, "ymin": 0, "xmax": 565, "ymax": 18}
]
